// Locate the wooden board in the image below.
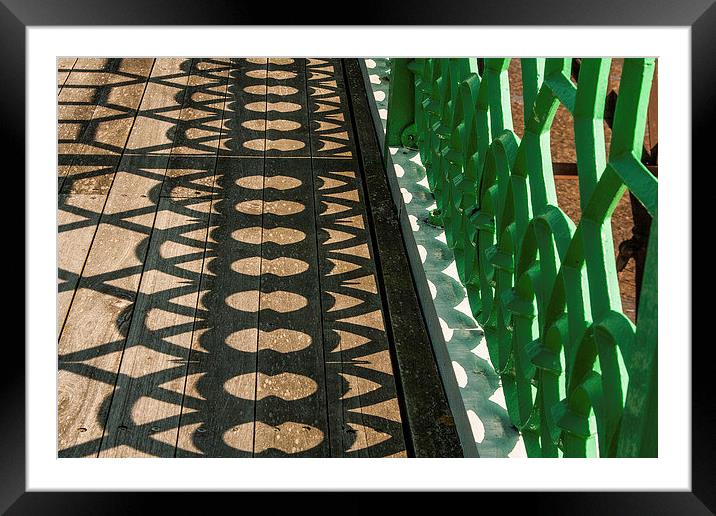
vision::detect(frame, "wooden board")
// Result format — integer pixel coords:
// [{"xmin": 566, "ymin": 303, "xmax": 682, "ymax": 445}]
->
[
  {"xmin": 219, "ymin": 58, "xmax": 267, "ymax": 156},
  {"xmin": 57, "ymin": 193, "xmax": 106, "ymax": 334},
  {"xmin": 168, "ymin": 58, "xmax": 231, "ymax": 156},
  {"xmin": 98, "ymin": 58, "xmax": 234, "ymax": 456},
  {"xmin": 58, "ymin": 58, "xmax": 154, "ymax": 192},
  {"xmin": 162, "ymin": 155, "xmax": 220, "ymax": 199},
  {"xmin": 99, "ymin": 194, "xmax": 213, "ymax": 458},
  {"xmin": 174, "ymin": 157, "xmax": 265, "ymax": 457},
  {"xmin": 313, "ymin": 157, "xmax": 407, "ymax": 457},
  {"xmin": 246, "ymin": 59, "xmax": 327, "ymax": 456},
  {"xmin": 57, "ymin": 57, "xmax": 77, "ymax": 94},
  {"xmin": 264, "ymin": 58, "xmax": 310, "ymax": 158},
  {"xmin": 58, "ymin": 154, "xmax": 170, "ymax": 457},
  {"xmin": 59, "ymin": 58, "xmax": 155, "ymax": 155},
  {"xmin": 309, "ymin": 59, "xmax": 406, "ymax": 457},
  {"xmin": 252, "ymin": 157, "xmax": 329, "ymax": 457},
  {"xmin": 124, "ymin": 58, "xmax": 194, "ymax": 154},
  {"xmin": 306, "ymin": 58, "xmax": 355, "ymax": 159}
]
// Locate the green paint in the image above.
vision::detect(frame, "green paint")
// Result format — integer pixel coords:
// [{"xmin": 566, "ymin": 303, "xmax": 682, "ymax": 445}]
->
[
  {"xmin": 386, "ymin": 58, "xmax": 657, "ymax": 458},
  {"xmin": 385, "ymin": 58, "xmax": 416, "ymax": 148}
]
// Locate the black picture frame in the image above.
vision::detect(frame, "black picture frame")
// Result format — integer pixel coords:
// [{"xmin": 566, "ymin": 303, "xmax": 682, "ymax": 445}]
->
[{"xmin": 7, "ymin": 0, "xmax": 711, "ymax": 513}]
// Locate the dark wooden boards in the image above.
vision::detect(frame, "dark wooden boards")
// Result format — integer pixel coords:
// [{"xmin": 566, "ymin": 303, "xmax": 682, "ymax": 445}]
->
[
  {"xmin": 251, "ymin": 157, "xmax": 329, "ymax": 456},
  {"xmin": 57, "ymin": 59, "xmax": 155, "ymax": 334},
  {"xmin": 168, "ymin": 58, "xmax": 231, "ymax": 156},
  {"xmin": 308, "ymin": 59, "xmax": 407, "ymax": 457},
  {"xmin": 58, "ymin": 58, "xmax": 154, "ymax": 192},
  {"xmin": 174, "ymin": 157, "xmax": 263, "ymax": 457},
  {"xmin": 220, "ymin": 58, "xmax": 267, "ymax": 156},
  {"xmin": 265, "ymin": 58, "xmax": 310, "ymax": 158},
  {"xmin": 58, "ymin": 154, "xmax": 171, "ymax": 457},
  {"xmin": 98, "ymin": 193, "xmax": 213, "ymax": 458},
  {"xmin": 59, "ymin": 59, "xmax": 227, "ymax": 457},
  {"xmin": 97, "ymin": 59, "xmax": 233, "ymax": 457},
  {"xmin": 58, "ymin": 57, "xmax": 461, "ymax": 458},
  {"xmin": 313, "ymin": 158, "xmax": 407, "ymax": 457}
]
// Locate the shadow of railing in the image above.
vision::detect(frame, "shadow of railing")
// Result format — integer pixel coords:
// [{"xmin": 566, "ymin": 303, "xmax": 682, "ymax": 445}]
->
[{"xmin": 58, "ymin": 57, "xmax": 407, "ymax": 458}]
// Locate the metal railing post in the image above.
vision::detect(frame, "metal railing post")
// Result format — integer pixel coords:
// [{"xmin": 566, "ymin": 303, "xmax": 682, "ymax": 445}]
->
[{"xmin": 385, "ymin": 58, "xmax": 415, "ymax": 148}]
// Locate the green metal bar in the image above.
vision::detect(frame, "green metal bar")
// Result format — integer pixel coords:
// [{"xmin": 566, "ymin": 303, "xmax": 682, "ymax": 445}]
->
[{"xmin": 385, "ymin": 58, "xmax": 416, "ymax": 147}]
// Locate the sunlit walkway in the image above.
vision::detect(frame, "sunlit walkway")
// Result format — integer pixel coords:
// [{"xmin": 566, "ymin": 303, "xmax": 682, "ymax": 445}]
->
[{"xmin": 57, "ymin": 58, "xmax": 460, "ymax": 458}]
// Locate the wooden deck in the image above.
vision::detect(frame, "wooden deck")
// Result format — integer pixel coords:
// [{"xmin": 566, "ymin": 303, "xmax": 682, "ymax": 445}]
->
[{"xmin": 57, "ymin": 58, "xmax": 461, "ymax": 458}]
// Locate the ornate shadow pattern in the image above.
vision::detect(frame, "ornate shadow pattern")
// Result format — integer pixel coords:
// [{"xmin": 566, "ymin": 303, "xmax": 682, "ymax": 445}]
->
[
  {"xmin": 2, "ymin": 0, "xmax": 709, "ymax": 510},
  {"xmin": 57, "ymin": 58, "xmax": 406, "ymax": 458}
]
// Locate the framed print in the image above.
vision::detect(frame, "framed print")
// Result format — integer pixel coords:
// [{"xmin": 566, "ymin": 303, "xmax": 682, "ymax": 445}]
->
[{"xmin": 8, "ymin": 0, "xmax": 712, "ymax": 512}]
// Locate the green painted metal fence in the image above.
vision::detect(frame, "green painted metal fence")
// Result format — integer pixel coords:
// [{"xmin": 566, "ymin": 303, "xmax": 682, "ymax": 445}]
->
[{"xmin": 385, "ymin": 58, "xmax": 657, "ymax": 458}]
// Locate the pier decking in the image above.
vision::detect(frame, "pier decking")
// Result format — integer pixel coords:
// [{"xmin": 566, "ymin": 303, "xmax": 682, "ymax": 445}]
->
[{"xmin": 57, "ymin": 58, "xmax": 461, "ymax": 458}]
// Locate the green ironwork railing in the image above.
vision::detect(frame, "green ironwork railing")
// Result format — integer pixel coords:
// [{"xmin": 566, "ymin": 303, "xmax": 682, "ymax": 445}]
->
[{"xmin": 385, "ymin": 58, "xmax": 657, "ymax": 458}]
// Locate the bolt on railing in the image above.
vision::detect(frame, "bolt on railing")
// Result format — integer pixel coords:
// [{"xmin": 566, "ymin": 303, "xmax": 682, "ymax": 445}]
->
[{"xmin": 386, "ymin": 58, "xmax": 657, "ymax": 458}]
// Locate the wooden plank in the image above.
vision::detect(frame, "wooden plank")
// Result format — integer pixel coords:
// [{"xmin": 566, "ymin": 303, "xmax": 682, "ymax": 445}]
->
[
  {"xmin": 58, "ymin": 154, "xmax": 170, "ymax": 457},
  {"xmin": 308, "ymin": 59, "xmax": 406, "ymax": 457},
  {"xmin": 60, "ymin": 156, "xmax": 125, "ymax": 195},
  {"xmin": 57, "ymin": 193, "xmax": 106, "ymax": 335},
  {"xmin": 253, "ymin": 157, "xmax": 329, "ymax": 457},
  {"xmin": 58, "ymin": 59, "xmax": 119, "ymax": 159},
  {"xmin": 169, "ymin": 58, "xmax": 231, "ymax": 156},
  {"xmin": 219, "ymin": 59, "xmax": 327, "ymax": 457},
  {"xmin": 59, "ymin": 58, "xmax": 155, "ymax": 157},
  {"xmin": 343, "ymin": 58, "xmax": 463, "ymax": 457},
  {"xmin": 312, "ymin": 159, "xmax": 407, "ymax": 458},
  {"xmin": 59, "ymin": 58, "xmax": 154, "ymax": 192},
  {"xmin": 57, "ymin": 57, "xmax": 77, "ymax": 94},
  {"xmin": 264, "ymin": 58, "xmax": 310, "ymax": 158},
  {"xmin": 219, "ymin": 58, "xmax": 267, "ymax": 156},
  {"xmin": 174, "ymin": 157, "xmax": 265, "ymax": 457},
  {"xmin": 306, "ymin": 58, "xmax": 355, "ymax": 159},
  {"xmin": 125, "ymin": 58, "xmax": 194, "ymax": 154},
  {"xmin": 162, "ymin": 155, "xmax": 219, "ymax": 199},
  {"xmin": 99, "ymin": 194, "xmax": 214, "ymax": 458},
  {"xmin": 57, "ymin": 59, "xmax": 156, "ymax": 342}
]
